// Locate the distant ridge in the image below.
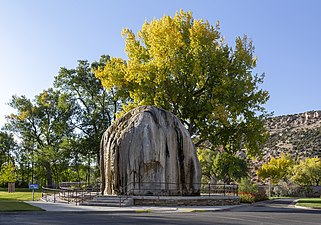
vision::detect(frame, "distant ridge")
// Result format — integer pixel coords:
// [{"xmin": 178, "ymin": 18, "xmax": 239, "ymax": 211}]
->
[{"xmin": 251, "ymin": 110, "xmax": 321, "ymax": 180}]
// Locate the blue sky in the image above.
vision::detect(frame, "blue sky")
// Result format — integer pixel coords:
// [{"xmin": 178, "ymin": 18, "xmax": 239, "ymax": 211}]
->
[{"xmin": 1, "ymin": 0, "xmax": 320, "ymax": 127}]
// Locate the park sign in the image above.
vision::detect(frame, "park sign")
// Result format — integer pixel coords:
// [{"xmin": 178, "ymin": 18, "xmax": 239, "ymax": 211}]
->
[
  {"xmin": 29, "ymin": 184, "xmax": 38, "ymax": 201},
  {"xmin": 29, "ymin": 184, "xmax": 39, "ymax": 189}
]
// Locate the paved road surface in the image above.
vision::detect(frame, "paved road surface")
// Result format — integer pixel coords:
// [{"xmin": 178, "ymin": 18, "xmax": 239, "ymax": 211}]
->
[{"xmin": 0, "ymin": 198, "xmax": 320, "ymax": 225}]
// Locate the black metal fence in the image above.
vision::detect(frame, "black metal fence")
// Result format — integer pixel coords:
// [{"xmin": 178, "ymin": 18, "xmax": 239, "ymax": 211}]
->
[
  {"xmin": 42, "ymin": 181, "xmax": 238, "ymax": 205},
  {"xmin": 119, "ymin": 182, "xmax": 238, "ymax": 197},
  {"xmin": 42, "ymin": 182, "xmax": 101, "ymax": 205},
  {"xmin": 202, "ymin": 183, "xmax": 238, "ymax": 196}
]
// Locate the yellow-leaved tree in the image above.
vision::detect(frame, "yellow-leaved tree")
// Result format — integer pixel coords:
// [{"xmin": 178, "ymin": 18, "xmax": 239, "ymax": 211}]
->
[
  {"xmin": 257, "ymin": 153, "xmax": 293, "ymax": 197},
  {"xmin": 95, "ymin": 10, "xmax": 269, "ymax": 158},
  {"xmin": 0, "ymin": 162, "xmax": 17, "ymax": 192},
  {"xmin": 257, "ymin": 153, "xmax": 293, "ymax": 184},
  {"xmin": 291, "ymin": 157, "xmax": 321, "ymax": 186}
]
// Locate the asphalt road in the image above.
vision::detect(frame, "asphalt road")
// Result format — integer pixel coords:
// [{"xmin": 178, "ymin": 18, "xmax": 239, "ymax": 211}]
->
[{"xmin": 1, "ymin": 199, "xmax": 321, "ymax": 225}]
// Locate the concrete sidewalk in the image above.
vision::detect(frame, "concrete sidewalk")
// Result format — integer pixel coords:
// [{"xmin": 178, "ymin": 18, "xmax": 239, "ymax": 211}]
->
[{"xmin": 25, "ymin": 200, "xmax": 236, "ymax": 213}]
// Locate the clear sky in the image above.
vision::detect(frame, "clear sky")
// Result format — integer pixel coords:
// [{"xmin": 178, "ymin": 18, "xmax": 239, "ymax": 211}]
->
[{"xmin": 1, "ymin": 0, "xmax": 320, "ymax": 127}]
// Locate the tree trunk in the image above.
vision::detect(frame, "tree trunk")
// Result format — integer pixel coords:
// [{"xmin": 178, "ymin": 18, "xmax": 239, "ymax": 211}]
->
[
  {"xmin": 8, "ymin": 182, "xmax": 15, "ymax": 193},
  {"xmin": 45, "ymin": 162, "xmax": 53, "ymax": 187},
  {"xmin": 87, "ymin": 156, "xmax": 91, "ymax": 185}
]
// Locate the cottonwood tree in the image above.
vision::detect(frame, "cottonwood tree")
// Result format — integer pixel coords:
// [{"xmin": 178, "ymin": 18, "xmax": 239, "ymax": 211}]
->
[
  {"xmin": 0, "ymin": 131, "xmax": 16, "ymax": 165},
  {"xmin": 198, "ymin": 148, "xmax": 248, "ymax": 184},
  {"xmin": 257, "ymin": 153, "xmax": 293, "ymax": 184},
  {"xmin": 5, "ymin": 89, "xmax": 75, "ymax": 187},
  {"xmin": 291, "ymin": 157, "xmax": 321, "ymax": 186},
  {"xmin": 257, "ymin": 153, "xmax": 293, "ymax": 197},
  {"xmin": 54, "ymin": 56, "xmax": 117, "ymax": 158},
  {"xmin": 0, "ymin": 162, "xmax": 17, "ymax": 186},
  {"xmin": 95, "ymin": 10, "xmax": 269, "ymax": 158},
  {"xmin": 54, "ymin": 56, "xmax": 119, "ymax": 183}
]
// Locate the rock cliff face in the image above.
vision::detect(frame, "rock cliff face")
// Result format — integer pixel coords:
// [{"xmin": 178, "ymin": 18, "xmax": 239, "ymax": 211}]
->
[
  {"xmin": 264, "ymin": 110, "xmax": 321, "ymax": 158},
  {"xmin": 100, "ymin": 106, "xmax": 202, "ymax": 196},
  {"xmin": 251, "ymin": 110, "xmax": 321, "ymax": 180}
]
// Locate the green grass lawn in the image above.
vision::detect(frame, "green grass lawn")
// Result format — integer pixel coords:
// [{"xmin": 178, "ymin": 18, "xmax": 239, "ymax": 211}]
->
[
  {"xmin": 0, "ymin": 201, "xmax": 44, "ymax": 211},
  {"xmin": 0, "ymin": 188, "xmax": 44, "ymax": 211},
  {"xmin": 296, "ymin": 198, "xmax": 321, "ymax": 209}
]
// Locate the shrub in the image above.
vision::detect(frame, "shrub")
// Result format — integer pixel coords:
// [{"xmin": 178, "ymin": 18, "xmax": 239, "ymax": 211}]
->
[
  {"xmin": 238, "ymin": 178, "xmax": 268, "ymax": 202},
  {"xmin": 238, "ymin": 178, "xmax": 258, "ymax": 194},
  {"xmin": 272, "ymin": 183, "xmax": 291, "ymax": 197},
  {"xmin": 254, "ymin": 190, "xmax": 268, "ymax": 202},
  {"xmin": 239, "ymin": 192, "xmax": 256, "ymax": 203},
  {"xmin": 270, "ymin": 182, "xmax": 302, "ymax": 197}
]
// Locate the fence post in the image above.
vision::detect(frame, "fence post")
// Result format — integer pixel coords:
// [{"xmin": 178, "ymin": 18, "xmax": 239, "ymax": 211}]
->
[
  {"xmin": 82, "ymin": 189, "xmax": 85, "ymax": 203},
  {"xmin": 97, "ymin": 181, "xmax": 99, "ymax": 196},
  {"xmin": 268, "ymin": 179, "xmax": 271, "ymax": 198},
  {"xmin": 208, "ymin": 182, "xmax": 210, "ymax": 197},
  {"xmin": 54, "ymin": 190, "xmax": 56, "ymax": 203},
  {"xmin": 223, "ymin": 183, "xmax": 226, "ymax": 196}
]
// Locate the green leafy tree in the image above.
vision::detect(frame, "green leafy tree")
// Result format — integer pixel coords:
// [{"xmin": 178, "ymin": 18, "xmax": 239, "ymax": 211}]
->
[
  {"xmin": 54, "ymin": 56, "xmax": 119, "ymax": 183},
  {"xmin": 0, "ymin": 162, "xmax": 17, "ymax": 185},
  {"xmin": 5, "ymin": 89, "xmax": 75, "ymax": 187},
  {"xmin": 54, "ymin": 56, "xmax": 117, "ymax": 162},
  {"xmin": 291, "ymin": 157, "xmax": 321, "ymax": 186},
  {"xmin": 256, "ymin": 153, "xmax": 293, "ymax": 184},
  {"xmin": 197, "ymin": 148, "xmax": 214, "ymax": 182},
  {"xmin": 16, "ymin": 139, "xmax": 36, "ymax": 187},
  {"xmin": 238, "ymin": 177, "xmax": 258, "ymax": 194},
  {"xmin": 212, "ymin": 152, "xmax": 248, "ymax": 184},
  {"xmin": 198, "ymin": 149, "xmax": 248, "ymax": 184},
  {"xmin": 0, "ymin": 131, "xmax": 16, "ymax": 165},
  {"xmin": 4, "ymin": 57, "xmax": 117, "ymax": 187},
  {"xmin": 95, "ymin": 10, "xmax": 269, "ymax": 157}
]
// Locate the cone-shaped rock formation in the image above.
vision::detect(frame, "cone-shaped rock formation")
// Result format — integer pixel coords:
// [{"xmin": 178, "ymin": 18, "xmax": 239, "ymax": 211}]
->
[{"xmin": 100, "ymin": 106, "xmax": 201, "ymax": 196}]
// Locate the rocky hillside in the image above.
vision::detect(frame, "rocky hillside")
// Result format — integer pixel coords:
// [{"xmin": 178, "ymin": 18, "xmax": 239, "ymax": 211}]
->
[{"xmin": 251, "ymin": 110, "xmax": 321, "ymax": 180}]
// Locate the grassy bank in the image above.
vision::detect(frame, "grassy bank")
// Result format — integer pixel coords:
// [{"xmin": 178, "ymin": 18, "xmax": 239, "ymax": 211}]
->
[
  {"xmin": 296, "ymin": 198, "xmax": 321, "ymax": 209},
  {"xmin": 0, "ymin": 188, "xmax": 44, "ymax": 211}
]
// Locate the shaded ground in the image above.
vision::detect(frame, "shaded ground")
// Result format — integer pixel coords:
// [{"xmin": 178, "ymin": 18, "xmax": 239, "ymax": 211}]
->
[{"xmin": 0, "ymin": 198, "xmax": 320, "ymax": 225}]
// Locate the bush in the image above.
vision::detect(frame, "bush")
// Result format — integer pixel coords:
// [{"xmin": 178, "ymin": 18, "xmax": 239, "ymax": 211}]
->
[
  {"xmin": 270, "ymin": 182, "xmax": 303, "ymax": 197},
  {"xmin": 254, "ymin": 190, "xmax": 268, "ymax": 202},
  {"xmin": 238, "ymin": 178, "xmax": 258, "ymax": 193},
  {"xmin": 239, "ymin": 192, "xmax": 256, "ymax": 203},
  {"xmin": 238, "ymin": 178, "xmax": 268, "ymax": 203},
  {"xmin": 272, "ymin": 183, "xmax": 291, "ymax": 197}
]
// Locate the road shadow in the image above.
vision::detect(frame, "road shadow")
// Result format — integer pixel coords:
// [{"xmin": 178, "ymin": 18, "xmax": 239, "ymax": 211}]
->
[{"xmin": 230, "ymin": 198, "xmax": 321, "ymax": 215}]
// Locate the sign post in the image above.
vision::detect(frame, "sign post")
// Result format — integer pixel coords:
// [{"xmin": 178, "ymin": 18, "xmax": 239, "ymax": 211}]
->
[{"xmin": 29, "ymin": 184, "xmax": 39, "ymax": 201}]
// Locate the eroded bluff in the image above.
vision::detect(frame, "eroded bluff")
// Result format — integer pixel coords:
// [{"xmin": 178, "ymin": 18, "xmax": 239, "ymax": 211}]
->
[{"xmin": 100, "ymin": 106, "xmax": 201, "ymax": 196}]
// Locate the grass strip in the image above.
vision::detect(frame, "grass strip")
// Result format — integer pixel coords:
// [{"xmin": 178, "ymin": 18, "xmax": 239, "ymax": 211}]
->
[
  {"xmin": 0, "ymin": 189, "xmax": 43, "ymax": 211},
  {"xmin": 0, "ymin": 191, "xmax": 42, "ymax": 201},
  {"xmin": 0, "ymin": 201, "xmax": 44, "ymax": 211},
  {"xmin": 296, "ymin": 198, "xmax": 321, "ymax": 209}
]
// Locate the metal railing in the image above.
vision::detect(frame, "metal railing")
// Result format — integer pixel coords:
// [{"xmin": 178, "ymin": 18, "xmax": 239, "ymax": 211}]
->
[
  {"xmin": 118, "ymin": 182, "xmax": 238, "ymax": 197},
  {"xmin": 42, "ymin": 181, "xmax": 238, "ymax": 207},
  {"xmin": 42, "ymin": 183, "xmax": 101, "ymax": 205},
  {"xmin": 202, "ymin": 183, "xmax": 238, "ymax": 196}
]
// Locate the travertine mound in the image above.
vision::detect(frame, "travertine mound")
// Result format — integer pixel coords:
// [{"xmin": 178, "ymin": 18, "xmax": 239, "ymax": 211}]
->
[{"xmin": 100, "ymin": 106, "xmax": 201, "ymax": 196}]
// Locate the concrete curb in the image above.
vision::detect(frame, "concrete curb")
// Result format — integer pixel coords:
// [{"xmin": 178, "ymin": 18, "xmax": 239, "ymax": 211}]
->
[
  {"xmin": 24, "ymin": 201, "xmax": 238, "ymax": 213},
  {"xmin": 294, "ymin": 205, "xmax": 321, "ymax": 210},
  {"xmin": 293, "ymin": 199, "xmax": 321, "ymax": 211}
]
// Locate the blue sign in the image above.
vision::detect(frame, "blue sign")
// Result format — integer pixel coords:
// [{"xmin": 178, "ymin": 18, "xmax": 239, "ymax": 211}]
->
[{"xmin": 29, "ymin": 184, "xmax": 39, "ymax": 189}]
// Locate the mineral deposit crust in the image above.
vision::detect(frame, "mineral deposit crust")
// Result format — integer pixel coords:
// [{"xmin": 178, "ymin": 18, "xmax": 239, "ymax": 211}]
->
[{"xmin": 100, "ymin": 106, "xmax": 202, "ymax": 196}]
